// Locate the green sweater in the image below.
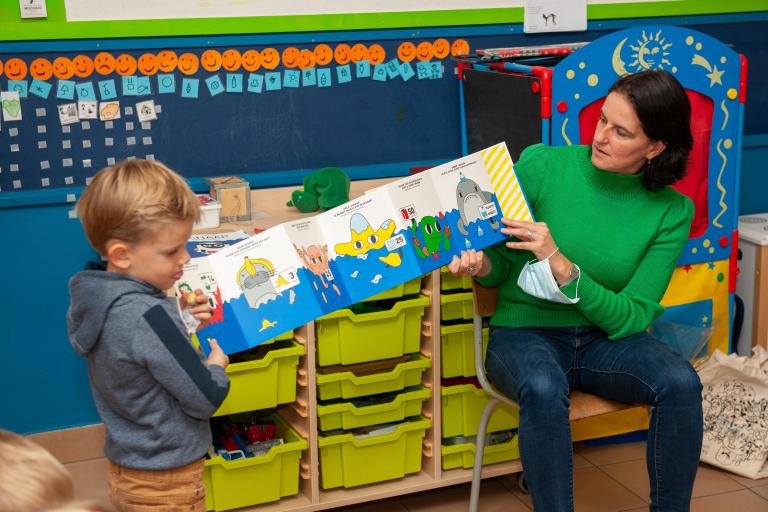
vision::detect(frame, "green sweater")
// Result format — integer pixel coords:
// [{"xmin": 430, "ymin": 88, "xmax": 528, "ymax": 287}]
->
[{"xmin": 477, "ymin": 144, "xmax": 693, "ymax": 339}]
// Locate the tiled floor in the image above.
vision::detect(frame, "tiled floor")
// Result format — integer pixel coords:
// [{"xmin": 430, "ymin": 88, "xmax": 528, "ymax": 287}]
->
[{"xmin": 65, "ymin": 441, "xmax": 768, "ymax": 511}]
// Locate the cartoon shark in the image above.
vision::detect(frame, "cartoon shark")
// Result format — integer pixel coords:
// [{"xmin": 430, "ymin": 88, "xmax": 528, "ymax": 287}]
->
[{"xmin": 455, "ymin": 174, "xmax": 500, "ymax": 236}]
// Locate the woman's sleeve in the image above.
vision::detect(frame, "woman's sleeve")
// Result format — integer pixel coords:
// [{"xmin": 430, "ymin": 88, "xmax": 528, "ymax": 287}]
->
[{"xmin": 560, "ymin": 194, "xmax": 694, "ymax": 339}]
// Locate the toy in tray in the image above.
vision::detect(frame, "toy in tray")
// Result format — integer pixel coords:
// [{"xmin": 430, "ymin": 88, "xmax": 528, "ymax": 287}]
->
[{"xmin": 210, "ymin": 414, "xmax": 284, "ymax": 459}]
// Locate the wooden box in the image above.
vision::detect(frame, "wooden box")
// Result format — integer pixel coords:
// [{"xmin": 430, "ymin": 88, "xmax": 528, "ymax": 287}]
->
[{"xmin": 205, "ymin": 176, "xmax": 251, "ymax": 222}]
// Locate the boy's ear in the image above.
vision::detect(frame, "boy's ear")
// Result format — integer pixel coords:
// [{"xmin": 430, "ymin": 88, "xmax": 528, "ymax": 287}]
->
[{"xmin": 105, "ymin": 239, "xmax": 132, "ymax": 270}]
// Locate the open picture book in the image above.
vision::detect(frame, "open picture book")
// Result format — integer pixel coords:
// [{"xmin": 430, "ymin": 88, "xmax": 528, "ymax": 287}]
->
[{"xmin": 176, "ymin": 142, "xmax": 533, "ymax": 355}]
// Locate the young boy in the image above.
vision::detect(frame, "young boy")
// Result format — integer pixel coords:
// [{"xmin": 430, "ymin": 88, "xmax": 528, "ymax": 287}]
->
[
  {"xmin": 67, "ymin": 159, "xmax": 230, "ymax": 511},
  {"xmin": 0, "ymin": 429, "xmax": 75, "ymax": 511}
]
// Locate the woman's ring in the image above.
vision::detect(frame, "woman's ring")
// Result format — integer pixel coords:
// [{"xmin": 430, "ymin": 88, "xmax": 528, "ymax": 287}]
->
[
  {"xmin": 467, "ymin": 265, "xmax": 476, "ymax": 274},
  {"xmin": 527, "ymin": 230, "xmax": 536, "ymax": 241}
]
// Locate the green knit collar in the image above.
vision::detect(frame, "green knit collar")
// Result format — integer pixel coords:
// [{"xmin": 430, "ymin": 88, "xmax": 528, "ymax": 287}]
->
[{"xmin": 578, "ymin": 146, "xmax": 645, "ymax": 199}]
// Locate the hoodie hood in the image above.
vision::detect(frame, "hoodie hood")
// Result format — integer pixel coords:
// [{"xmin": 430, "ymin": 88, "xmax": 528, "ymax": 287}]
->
[{"xmin": 67, "ymin": 266, "xmax": 165, "ymax": 355}]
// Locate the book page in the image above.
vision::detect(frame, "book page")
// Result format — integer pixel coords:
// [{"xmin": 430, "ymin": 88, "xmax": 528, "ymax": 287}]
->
[
  {"xmin": 283, "ymin": 216, "xmax": 354, "ymax": 314},
  {"xmin": 199, "ymin": 226, "xmax": 323, "ymax": 354},
  {"xmin": 429, "ymin": 146, "xmax": 509, "ymax": 255},
  {"xmin": 317, "ymin": 188, "xmax": 423, "ymax": 304}
]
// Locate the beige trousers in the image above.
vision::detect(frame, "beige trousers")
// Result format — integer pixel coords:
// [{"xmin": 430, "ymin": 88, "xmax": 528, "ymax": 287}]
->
[{"xmin": 107, "ymin": 459, "xmax": 206, "ymax": 511}]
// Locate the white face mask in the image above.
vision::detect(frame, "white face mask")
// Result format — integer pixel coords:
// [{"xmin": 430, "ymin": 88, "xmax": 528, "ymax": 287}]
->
[{"xmin": 517, "ymin": 253, "xmax": 580, "ymax": 304}]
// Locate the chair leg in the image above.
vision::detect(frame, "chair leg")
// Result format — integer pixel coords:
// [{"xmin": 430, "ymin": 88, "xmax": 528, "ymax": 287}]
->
[{"xmin": 469, "ymin": 397, "xmax": 499, "ymax": 512}]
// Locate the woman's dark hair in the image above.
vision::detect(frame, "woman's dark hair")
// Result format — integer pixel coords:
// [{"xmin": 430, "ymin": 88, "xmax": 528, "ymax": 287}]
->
[{"xmin": 609, "ymin": 70, "xmax": 693, "ymax": 191}]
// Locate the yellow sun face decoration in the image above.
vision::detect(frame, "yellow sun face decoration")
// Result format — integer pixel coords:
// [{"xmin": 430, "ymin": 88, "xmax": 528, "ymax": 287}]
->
[{"xmin": 628, "ymin": 30, "xmax": 672, "ymax": 72}]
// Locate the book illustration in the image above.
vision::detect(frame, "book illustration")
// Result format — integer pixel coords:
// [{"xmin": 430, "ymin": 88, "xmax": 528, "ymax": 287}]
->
[
  {"xmin": 284, "ymin": 216, "xmax": 353, "ymax": 313},
  {"xmin": 186, "ymin": 230, "xmax": 250, "ymax": 258},
  {"xmin": 319, "ymin": 188, "xmax": 423, "ymax": 304},
  {"xmin": 481, "ymin": 143, "xmax": 534, "ymax": 223},
  {"xmin": 455, "ymin": 173, "xmax": 500, "ymax": 235},
  {"xmin": 189, "ymin": 227, "xmax": 324, "ymax": 354},
  {"xmin": 411, "ymin": 214, "xmax": 451, "ymax": 260}
]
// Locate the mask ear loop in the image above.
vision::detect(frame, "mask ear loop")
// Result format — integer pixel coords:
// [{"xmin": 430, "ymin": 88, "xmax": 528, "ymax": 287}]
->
[
  {"xmin": 545, "ymin": 247, "xmax": 560, "ymax": 260},
  {"xmin": 571, "ymin": 264, "xmax": 581, "ymax": 300}
]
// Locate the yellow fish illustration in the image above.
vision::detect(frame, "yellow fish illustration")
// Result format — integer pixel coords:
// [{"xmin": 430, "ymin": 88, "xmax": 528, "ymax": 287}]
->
[
  {"xmin": 335, "ymin": 213, "xmax": 401, "ymax": 267},
  {"xmin": 259, "ymin": 318, "xmax": 277, "ymax": 332}
]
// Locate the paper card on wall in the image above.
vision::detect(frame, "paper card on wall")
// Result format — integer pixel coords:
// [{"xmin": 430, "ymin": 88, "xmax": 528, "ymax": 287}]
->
[
  {"xmin": 356, "ymin": 60, "xmax": 371, "ymax": 78},
  {"xmin": 416, "ymin": 61, "xmax": 431, "ymax": 80},
  {"xmin": 317, "ymin": 68, "xmax": 332, "ymax": 88},
  {"xmin": 99, "ymin": 101, "xmax": 121, "ymax": 121},
  {"xmin": 302, "ymin": 68, "xmax": 317, "ymax": 87},
  {"xmin": 76, "ymin": 82, "xmax": 96, "ymax": 100},
  {"xmin": 524, "ymin": 0, "xmax": 587, "ymax": 33},
  {"xmin": 78, "ymin": 100, "xmax": 98, "ymax": 119},
  {"xmin": 181, "ymin": 78, "xmax": 199, "ymax": 98},
  {"xmin": 282, "ymin": 216, "xmax": 353, "ymax": 314},
  {"xmin": 8, "ymin": 80, "xmax": 28, "ymax": 98},
  {"xmin": 265, "ymin": 72, "xmax": 282, "ymax": 91},
  {"xmin": 29, "ymin": 79, "xmax": 52, "ymax": 99},
  {"xmin": 283, "ymin": 70, "xmax": 300, "ymax": 88},
  {"xmin": 226, "ymin": 73, "xmax": 243, "ymax": 92},
  {"xmin": 399, "ymin": 61, "xmax": 415, "ymax": 82},
  {"xmin": 316, "ymin": 188, "xmax": 423, "ymax": 304},
  {"xmin": 1, "ymin": 92, "xmax": 23, "ymax": 122},
  {"xmin": 429, "ymin": 62, "xmax": 443, "ymax": 79},
  {"xmin": 57, "ymin": 102, "xmax": 79, "ymax": 126},
  {"xmin": 385, "ymin": 59, "xmax": 401, "ymax": 79},
  {"xmin": 205, "ymin": 75, "xmax": 225, "ymax": 96},
  {"xmin": 157, "ymin": 74, "xmax": 176, "ymax": 94},
  {"xmin": 136, "ymin": 100, "xmax": 157, "ymax": 122},
  {"xmin": 336, "ymin": 64, "xmax": 352, "ymax": 84},
  {"xmin": 136, "ymin": 76, "xmax": 152, "ymax": 95},
  {"xmin": 372, "ymin": 64, "xmax": 387, "ymax": 82},
  {"xmin": 121, "ymin": 76, "xmax": 138, "ymax": 96},
  {"xmin": 98, "ymin": 79, "xmax": 117, "ymax": 100},
  {"xmin": 246, "ymin": 73, "xmax": 263, "ymax": 93},
  {"xmin": 56, "ymin": 80, "xmax": 76, "ymax": 100}
]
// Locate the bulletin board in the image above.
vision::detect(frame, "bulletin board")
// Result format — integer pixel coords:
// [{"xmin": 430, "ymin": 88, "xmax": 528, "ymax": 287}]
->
[{"xmin": 0, "ymin": 37, "xmax": 486, "ymax": 194}]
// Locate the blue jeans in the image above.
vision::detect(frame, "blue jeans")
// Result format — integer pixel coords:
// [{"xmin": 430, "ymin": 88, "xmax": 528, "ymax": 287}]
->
[{"xmin": 485, "ymin": 326, "xmax": 703, "ymax": 512}]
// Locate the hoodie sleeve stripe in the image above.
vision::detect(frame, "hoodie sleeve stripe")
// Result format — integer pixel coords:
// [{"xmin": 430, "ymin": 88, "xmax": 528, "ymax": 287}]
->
[{"xmin": 143, "ymin": 305, "xmax": 229, "ymax": 407}]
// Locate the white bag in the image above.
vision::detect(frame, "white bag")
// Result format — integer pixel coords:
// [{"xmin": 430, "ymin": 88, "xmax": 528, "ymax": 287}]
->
[{"xmin": 699, "ymin": 346, "xmax": 768, "ymax": 479}]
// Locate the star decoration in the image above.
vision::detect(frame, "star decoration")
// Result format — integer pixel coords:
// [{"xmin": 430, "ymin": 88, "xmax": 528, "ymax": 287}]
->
[
  {"xmin": 708, "ymin": 262, "xmax": 716, "ymax": 270},
  {"xmin": 702, "ymin": 315, "xmax": 709, "ymax": 325},
  {"xmin": 706, "ymin": 65, "xmax": 724, "ymax": 87},
  {"xmin": 683, "ymin": 264, "xmax": 693, "ymax": 273}
]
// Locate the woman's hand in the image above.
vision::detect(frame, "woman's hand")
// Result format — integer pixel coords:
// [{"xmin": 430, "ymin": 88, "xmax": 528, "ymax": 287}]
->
[
  {"xmin": 447, "ymin": 249, "xmax": 490, "ymax": 278},
  {"xmin": 501, "ymin": 218, "xmax": 574, "ymax": 285},
  {"xmin": 180, "ymin": 289, "xmax": 214, "ymax": 331}
]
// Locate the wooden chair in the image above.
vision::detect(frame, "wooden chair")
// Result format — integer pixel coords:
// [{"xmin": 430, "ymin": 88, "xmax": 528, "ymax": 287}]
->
[{"xmin": 468, "ymin": 282, "xmax": 635, "ymax": 512}]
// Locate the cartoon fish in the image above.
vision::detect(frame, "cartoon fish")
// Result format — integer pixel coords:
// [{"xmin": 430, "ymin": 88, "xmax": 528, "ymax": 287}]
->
[
  {"xmin": 335, "ymin": 213, "xmax": 402, "ymax": 267},
  {"xmin": 259, "ymin": 319, "xmax": 277, "ymax": 332}
]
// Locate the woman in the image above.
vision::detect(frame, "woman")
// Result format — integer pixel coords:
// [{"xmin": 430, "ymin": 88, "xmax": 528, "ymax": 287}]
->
[{"xmin": 448, "ymin": 69, "xmax": 701, "ymax": 511}]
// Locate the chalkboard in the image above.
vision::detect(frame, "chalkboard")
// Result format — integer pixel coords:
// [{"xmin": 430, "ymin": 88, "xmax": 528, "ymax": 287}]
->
[{"xmin": 462, "ymin": 68, "xmax": 543, "ymax": 162}]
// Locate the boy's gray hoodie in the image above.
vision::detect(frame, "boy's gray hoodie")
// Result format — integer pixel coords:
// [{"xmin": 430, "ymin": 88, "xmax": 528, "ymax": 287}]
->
[{"xmin": 67, "ymin": 267, "xmax": 230, "ymax": 470}]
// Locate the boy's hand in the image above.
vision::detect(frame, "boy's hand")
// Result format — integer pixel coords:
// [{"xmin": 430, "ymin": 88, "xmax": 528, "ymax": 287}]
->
[
  {"xmin": 206, "ymin": 339, "xmax": 229, "ymax": 369},
  {"xmin": 181, "ymin": 289, "xmax": 214, "ymax": 330}
]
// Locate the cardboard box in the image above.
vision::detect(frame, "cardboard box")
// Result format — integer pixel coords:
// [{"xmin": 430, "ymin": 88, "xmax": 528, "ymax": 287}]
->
[{"xmin": 206, "ymin": 176, "xmax": 251, "ymax": 222}]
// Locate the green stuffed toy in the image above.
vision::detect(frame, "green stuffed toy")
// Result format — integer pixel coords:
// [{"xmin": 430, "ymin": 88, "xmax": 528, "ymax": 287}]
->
[{"xmin": 286, "ymin": 167, "xmax": 351, "ymax": 213}]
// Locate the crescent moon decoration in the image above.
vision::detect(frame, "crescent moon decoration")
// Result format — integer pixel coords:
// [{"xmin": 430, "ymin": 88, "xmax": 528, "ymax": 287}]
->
[
  {"xmin": 712, "ymin": 139, "xmax": 728, "ymax": 229},
  {"xmin": 612, "ymin": 38, "xmax": 629, "ymax": 76}
]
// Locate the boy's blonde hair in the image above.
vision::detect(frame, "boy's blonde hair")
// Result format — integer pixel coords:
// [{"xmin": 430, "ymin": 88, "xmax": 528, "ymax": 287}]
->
[
  {"xmin": 77, "ymin": 159, "xmax": 200, "ymax": 256},
  {"xmin": 0, "ymin": 429, "xmax": 75, "ymax": 512}
]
